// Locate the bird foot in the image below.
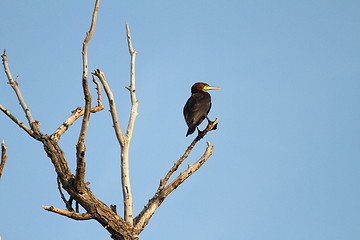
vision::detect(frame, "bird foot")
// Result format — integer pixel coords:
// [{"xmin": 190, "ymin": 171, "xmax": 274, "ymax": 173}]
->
[
  {"xmin": 207, "ymin": 120, "xmax": 218, "ymax": 130},
  {"xmin": 196, "ymin": 128, "xmax": 205, "ymax": 141}
]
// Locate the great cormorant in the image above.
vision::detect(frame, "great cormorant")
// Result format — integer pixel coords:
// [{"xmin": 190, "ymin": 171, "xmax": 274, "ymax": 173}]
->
[{"xmin": 183, "ymin": 82, "xmax": 220, "ymax": 136}]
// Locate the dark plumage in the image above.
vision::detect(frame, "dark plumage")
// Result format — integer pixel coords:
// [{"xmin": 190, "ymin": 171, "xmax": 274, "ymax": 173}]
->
[{"xmin": 183, "ymin": 82, "xmax": 220, "ymax": 136}]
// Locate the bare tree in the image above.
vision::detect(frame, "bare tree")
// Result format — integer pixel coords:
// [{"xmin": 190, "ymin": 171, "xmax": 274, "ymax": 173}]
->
[{"xmin": 0, "ymin": 0, "xmax": 218, "ymax": 239}]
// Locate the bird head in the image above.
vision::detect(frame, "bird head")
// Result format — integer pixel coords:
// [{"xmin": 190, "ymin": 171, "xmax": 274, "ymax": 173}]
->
[{"xmin": 191, "ymin": 82, "xmax": 221, "ymax": 93}]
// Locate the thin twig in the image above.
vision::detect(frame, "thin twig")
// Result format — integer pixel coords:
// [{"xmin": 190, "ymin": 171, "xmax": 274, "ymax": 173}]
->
[
  {"xmin": 164, "ymin": 142, "xmax": 214, "ymax": 194},
  {"xmin": 75, "ymin": 0, "xmax": 100, "ymax": 192},
  {"xmin": 1, "ymin": 50, "xmax": 37, "ymax": 130},
  {"xmin": 42, "ymin": 205, "xmax": 93, "ymax": 220},
  {"xmin": 57, "ymin": 177, "xmax": 74, "ymax": 211},
  {"xmin": 158, "ymin": 118, "xmax": 219, "ymax": 192},
  {"xmin": 51, "ymin": 77, "xmax": 104, "ymax": 142},
  {"xmin": 0, "ymin": 139, "xmax": 8, "ymax": 179},
  {"xmin": 92, "ymin": 74, "xmax": 103, "ymax": 109},
  {"xmin": 0, "ymin": 104, "xmax": 34, "ymax": 137}
]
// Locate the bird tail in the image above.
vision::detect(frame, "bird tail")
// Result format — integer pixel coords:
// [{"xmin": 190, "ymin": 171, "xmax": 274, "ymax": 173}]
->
[{"xmin": 186, "ymin": 124, "xmax": 197, "ymax": 136}]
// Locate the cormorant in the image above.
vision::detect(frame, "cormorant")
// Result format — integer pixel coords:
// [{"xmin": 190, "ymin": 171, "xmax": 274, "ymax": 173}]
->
[{"xmin": 183, "ymin": 82, "xmax": 220, "ymax": 136}]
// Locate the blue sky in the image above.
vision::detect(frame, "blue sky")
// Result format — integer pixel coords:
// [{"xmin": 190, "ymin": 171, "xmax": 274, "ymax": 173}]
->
[{"xmin": 1, "ymin": 0, "xmax": 359, "ymax": 239}]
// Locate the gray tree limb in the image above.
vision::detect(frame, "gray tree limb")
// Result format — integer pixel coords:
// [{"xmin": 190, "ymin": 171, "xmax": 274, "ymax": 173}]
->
[
  {"xmin": 1, "ymin": 50, "xmax": 36, "ymax": 128},
  {"xmin": 134, "ymin": 120, "xmax": 218, "ymax": 231}
]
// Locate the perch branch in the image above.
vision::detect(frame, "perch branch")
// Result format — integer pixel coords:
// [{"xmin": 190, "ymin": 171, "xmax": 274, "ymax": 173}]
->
[
  {"xmin": 134, "ymin": 141, "xmax": 215, "ymax": 231},
  {"xmin": 1, "ymin": 50, "xmax": 38, "ymax": 132},
  {"xmin": 133, "ymin": 119, "xmax": 218, "ymax": 231},
  {"xmin": 0, "ymin": 104, "xmax": 34, "ymax": 137},
  {"xmin": 0, "ymin": 139, "xmax": 8, "ymax": 179},
  {"xmin": 42, "ymin": 205, "xmax": 93, "ymax": 220},
  {"xmin": 158, "ymin": 118, "xmax": 219, "ymax": 191},
  {"xmin": 75, "ymin": 0, "xmax": 99, "ymax": 192}
]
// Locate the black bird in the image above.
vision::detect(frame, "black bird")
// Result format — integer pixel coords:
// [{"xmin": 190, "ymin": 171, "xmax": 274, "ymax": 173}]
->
[{"xmin": 183, "ymin": 82, "xmax": 220, "ymax": 136}]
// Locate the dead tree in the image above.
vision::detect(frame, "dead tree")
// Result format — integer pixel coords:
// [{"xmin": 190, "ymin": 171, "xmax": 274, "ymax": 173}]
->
[{"xmin": 0, "ymin": 0, "xmax": 218, "ymax": 239}]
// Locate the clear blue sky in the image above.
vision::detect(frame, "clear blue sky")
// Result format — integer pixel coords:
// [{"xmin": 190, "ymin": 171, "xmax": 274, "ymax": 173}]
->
[{"xmin": 1, "ymin": 0, "xmax": 359, "ymax": 239}]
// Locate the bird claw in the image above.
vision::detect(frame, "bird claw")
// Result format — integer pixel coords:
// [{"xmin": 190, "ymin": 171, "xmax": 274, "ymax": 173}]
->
[
  {"xmin": 210, "ymin": 121, "xmax": 218, "ymax": 130},
  {"xmin": 196, "ymin": 128, "xmax": 205, "ymax": 140},
  {"xmin": 207, "ymin": 119, "xmax": 218, "ymax": 130}
]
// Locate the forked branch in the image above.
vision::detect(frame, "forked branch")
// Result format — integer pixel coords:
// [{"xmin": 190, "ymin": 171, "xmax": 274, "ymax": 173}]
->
[
  {"xmin": 134, "ymin": 140, "xmax": 216, "ymax": 231},
  {"xmin": 91, "ymin": 24, "xmax": 138, "ymax": 226},
  {"xmin": 1, "ymin": 50, "xmax": 39, "ymax": 134},
  {"xmin": 121, "ymin": 23, "xmax": 138, "ymax": 226},
  {"xmin": 158, "ymin": 118, "xmax": 219, "ymax": 191}
]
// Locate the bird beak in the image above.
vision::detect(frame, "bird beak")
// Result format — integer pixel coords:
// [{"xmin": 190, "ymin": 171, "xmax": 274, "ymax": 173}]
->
[{"xmin": 204, "ymin": 85, "xmax": 221, "ymax": 91}]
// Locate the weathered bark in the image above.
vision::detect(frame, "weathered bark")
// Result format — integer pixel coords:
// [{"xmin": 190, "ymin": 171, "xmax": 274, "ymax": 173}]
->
[{"xmin": 41, "ymin": 135, "xmax": 139, "ymax": 240}]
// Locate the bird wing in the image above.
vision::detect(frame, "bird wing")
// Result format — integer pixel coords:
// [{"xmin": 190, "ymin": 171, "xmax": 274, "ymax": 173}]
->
[{"xmin": 183, "ymin": 92, "xmax": 211, "ymax": 126}]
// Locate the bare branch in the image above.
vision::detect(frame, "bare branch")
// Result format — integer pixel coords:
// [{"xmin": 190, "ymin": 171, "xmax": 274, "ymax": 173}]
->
[
  {"xmin": 126, "ymin": 23, "xmax": 135, "ymax": 55},
  {"xmin": 158, "ymin": 118, "xmax": 219, "ymax": 191},
  {"xmin": 92, "ymin": 23, "xmax": 138, "ymax": 226},
  {"xmin": 1, "ymin": 50, "xmax": 37, "ymax": 131},
  {"xmin": 0, "ymin": 139, "xmax": 8, "ymax": 179},
  {"xmin": 124, "ymin": 23, "xmax": 139, "ymax": 139},
  {"xmin": 165, "ymin": 141, "xmax": 213, "ymax": 193},
  {"xmin": 51, "ymin": 77, "xmax": 104, "ymax": 142},
  {"xmin": 75, "ymin": 0, "xmax": 100, "ymax": 192},
  {"xmin": 132, "ymin": 119, "xmax": 219, "ymax": 231},
  {"xmin": 51, "ymin": 107, "xmax": 83, "ymax": 141},
  {"xmin": 42, "ymin": 205, "xmax": 93, "ymax": 220},
  {"xmin": 93, "ymin": 69, "xmax": 126, "ymax": 146},
  {"xmin": 120, "ymin": 23, "xmax": 138, "ymax": 226},
  {"xmin": 0, "ymin": 104, "xmax": 34, "ymax": 137},
  {"xmin": 92, "ymin": 74, "xmax": 104, "ymax": 110},
  {"xmin": 134, "ymin": 141, "xmax": 215, "ymax": 231}
]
